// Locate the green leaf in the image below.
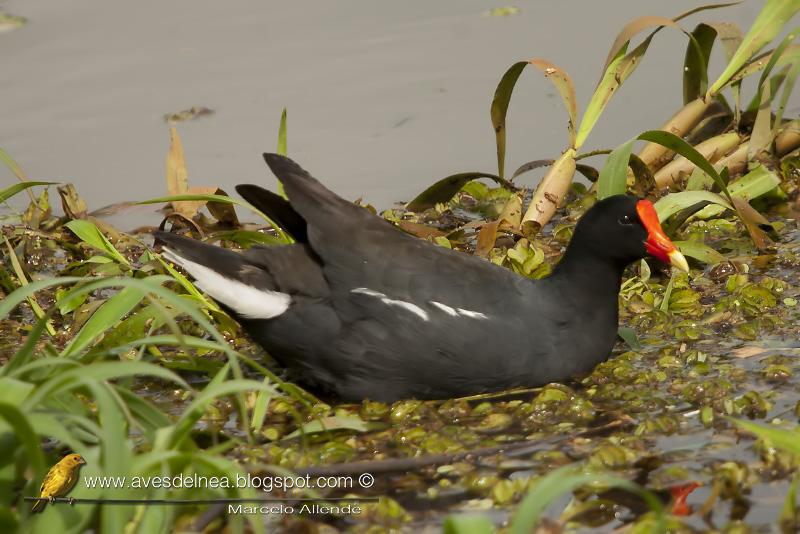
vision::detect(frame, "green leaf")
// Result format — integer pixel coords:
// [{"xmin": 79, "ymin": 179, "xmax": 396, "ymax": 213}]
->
[
  {"xmin": 673, "ymin": 240, "xmax": 725, "ymax": 264},
  {"xmin": 25, "ymin": 361, "xmax": 188, "ymax": 409},
  {"xmin": 731, "ymin": 418, "xmax": 800, "ymax": 455},
  {"xmin": 577, "ymin": 11, "xmax": 701, "ymax": 149},
  {"xmin": 0, "ymin": 147, "xmax": 27, "ymax": 179},
  {"xmin": 3, "ymin": 237, "xmax": 56, "ymax": 337},
  {"xmin": 654, "ymin": 190, "xmax": 732, "ymax": 221},
  {"xmin": 210, "ymin": 230, "xmax": 286, "ymax": 248},
  {"xmin": 490, "ymin": 61, "xmax": 527, "ymax": 179},
  {"xmin": 276, "ymin": 108, "xmax": 288, "ymax": 199},
  {"xmin": 163, "ymin": 378, "xmax": 275, "ymax": 449},
  {"xmin": 0, "ymin": 181, "xmax": 57, "ymax": 204},
  {"xmin": 617, "ymin": 326, "xmax": 641, "ymax": 350},
  {"xmin": 65, "ymin": 219, "xmax": 130, "ymax": 266},
  {"xmin": 683, "ymin": 22, "xmax": 743, "ymax": 103},
  {"xmin": 775, "ymin": 53, "xmax": 800, "ymax": 131},
  {"xmin": 0, "ymin": 401, "xmax": 48, "ymax": 481},
  {"xmin": 406, "ymin": 172, "xmax": 504, "ymax": 212},
  {"xmin": 708, "ymin": 0, "xmax": 800, "ymax": 96},
  {"xmin": 782, "ymin": 473, "xmax": 799, "ymax": 531},
  {"xmin": 283, "ymin": 415, "xmax": 377, "ymax": 440},
  {"xmin": 576, "ymin": 43, "xmax": 629, "ymax": 149},
  {"xmin": 528, "ymin": 60, "xmax": 577, "ymax": 148},
  {"xmin": 1, "ymin": 310, "xmax": 56, "ymax": 377},
  {"xmin": 597, "ymin": 138, "xmax": 636, "ymax": 199},
  {"xmin": 693, "ymin": 164, "xmax": 781, "ymax": 218},
  {"xmin": 510, "ymin": 465, "xmax": 664, "ymax": 534},
  {"xmin": 62, "ymin": 286, "xmax": 146, "ymax": 357},
  {"xmin": 638, "ymin": 130, "xmax": 734, "ymax": 200},
  {"xmin": 443, "ymin": 514, "xmax": 495, "ymax": 534},
  {"xmin": 250, "ymin": 378, "xmax": 273, "ymax": 431}
]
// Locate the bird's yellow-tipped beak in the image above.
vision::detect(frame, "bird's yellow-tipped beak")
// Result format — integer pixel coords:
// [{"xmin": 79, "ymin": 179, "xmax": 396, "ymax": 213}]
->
[
  {"xmin": 668, "ymin": 248, "xmax": 689, "ymax": 273},
  {"xmin": 636, "ymin": 200, "xmax": 690, "ymax": 273}
]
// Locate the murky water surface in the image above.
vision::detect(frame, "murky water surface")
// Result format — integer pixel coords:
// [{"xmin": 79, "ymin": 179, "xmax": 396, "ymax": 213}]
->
[{"xmin": 0, "ymin": 0, "xmax": 784, "ymax": 219}]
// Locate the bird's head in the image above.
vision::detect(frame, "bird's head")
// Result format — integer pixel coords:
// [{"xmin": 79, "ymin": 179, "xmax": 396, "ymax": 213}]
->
[
  {"xmin": 571, "ymin": 195, "xmax": 689, "ymax": 272},
  {"xmin": 61, "ymin": 453, "xmax": 87, "ymax": 467}
]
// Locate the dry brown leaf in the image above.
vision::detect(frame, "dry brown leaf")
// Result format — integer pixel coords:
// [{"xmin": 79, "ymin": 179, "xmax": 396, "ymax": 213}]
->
[
  {"xmin": 475, "ymin": 221, "xmax": 499, "ymax": 258},
  {"xmin": 166, "ymin": 127, "xmax": 193, "ymax": 217},
  {"xmin": 397, "ymin": 221, "xmax": 445, "ymax": 239}
]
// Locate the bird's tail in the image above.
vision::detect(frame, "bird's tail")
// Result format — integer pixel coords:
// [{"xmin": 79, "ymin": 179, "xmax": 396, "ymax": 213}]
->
[
  {"xmin": 153, "ymin": 232, "xmax": 293, "ymax": 320},
  {"xmin": 235, "ymin": 184, "xmax": 307, "ymax": 242},
  {"xmin": 31, "ymin": 499, "xmax": 46, "ymax": 513}
]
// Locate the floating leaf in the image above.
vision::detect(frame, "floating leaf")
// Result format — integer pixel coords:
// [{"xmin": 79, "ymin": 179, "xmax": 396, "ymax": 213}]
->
[
  {"xmin": 283, "ymin": 415, "xmax": 378, "ymax": 439},
  {"xmin": 618, "ymin": 327, "xmax": 641, "ymax": 350}
]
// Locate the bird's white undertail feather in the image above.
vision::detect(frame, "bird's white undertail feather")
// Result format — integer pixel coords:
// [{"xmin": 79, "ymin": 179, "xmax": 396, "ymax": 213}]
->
[{"xmin": 161, "ymin": 248, "xmax": 291, "ymax": 319}]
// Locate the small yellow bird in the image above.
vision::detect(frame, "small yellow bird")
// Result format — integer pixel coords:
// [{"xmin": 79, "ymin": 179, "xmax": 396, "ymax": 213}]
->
[{"xmin": 31, "ymin": 453, "xmax": 86, "ymax": 513}]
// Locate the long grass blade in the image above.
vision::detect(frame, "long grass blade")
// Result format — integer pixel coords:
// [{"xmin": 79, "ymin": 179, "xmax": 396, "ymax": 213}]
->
[
  {"xmin": 276, "ymin": 108, "xmax": 288, "ymax": 199},
  {"xmin": 707, "ymin": 0, "xmax": 800, "ymax": 96}
]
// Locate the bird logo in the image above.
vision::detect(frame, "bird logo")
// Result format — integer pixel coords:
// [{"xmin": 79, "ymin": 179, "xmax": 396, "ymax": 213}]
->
[{"xmin": 31, "ymin": 453, "xmax": 87, "ymax": 513}]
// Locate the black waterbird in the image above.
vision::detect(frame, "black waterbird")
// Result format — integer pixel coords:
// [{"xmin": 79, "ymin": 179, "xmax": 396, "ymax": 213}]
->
[{"xmin": 155, "ymin": 154, "xmax": 688, "ymax": 402}]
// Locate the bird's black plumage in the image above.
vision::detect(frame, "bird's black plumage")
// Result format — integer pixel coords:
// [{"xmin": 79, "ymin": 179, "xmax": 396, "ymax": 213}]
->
[{"xmin": 155, "ymin": 153, "xmax": 673, "ymax": 402}]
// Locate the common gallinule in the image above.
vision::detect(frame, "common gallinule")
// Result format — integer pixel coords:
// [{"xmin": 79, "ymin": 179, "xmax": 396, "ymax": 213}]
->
[{"xmin": 156, "ymin": 154, "xmax": 688, "ymax": 402}]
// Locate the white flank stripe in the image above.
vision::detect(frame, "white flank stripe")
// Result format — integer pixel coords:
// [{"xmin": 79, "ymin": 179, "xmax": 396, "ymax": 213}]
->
[
  {"xmin": 430, "ymin": 301, "xmax": 458, "ymax": 316},
  {"xmin": 382, "ymin": 298, "xmax": 429, "ymax": 320},
  {"xmin": 162, "ymin": 248, "xmax": 291, "ymax": 319},
  {"xmin": 457, "ymin": 308, "xmax": 489, "ymax": 320},
  {"xmin": 352, "ymin": 287, "xmax": 429, "ymax": 321}
]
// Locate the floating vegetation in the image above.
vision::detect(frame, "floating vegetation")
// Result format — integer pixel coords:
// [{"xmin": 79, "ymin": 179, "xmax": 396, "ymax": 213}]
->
[
  {"xmin": 484, "ymin": 7, "xmax": 521, "ymax": 18},
  {"xmin": 0, "ymin": 11, "xmax": 26, "ymax": 34},
  {"xmin": 163, "ymin": 106, "xmax": 215, "ymax": 124},
  {"xmin": 2, "ymin": 1, "xmax": 800, "ymax": 532}
]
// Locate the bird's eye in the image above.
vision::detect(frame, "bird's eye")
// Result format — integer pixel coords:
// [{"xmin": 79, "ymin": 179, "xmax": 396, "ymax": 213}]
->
[{"xmin": 618, "ymin": 214, "xmax": 633, "ymax": 225}]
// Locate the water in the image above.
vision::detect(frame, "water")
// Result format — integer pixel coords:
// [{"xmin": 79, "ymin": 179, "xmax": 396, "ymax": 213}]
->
[{"xmin": 0, "ymin": 0, "xmax": 792, "ymax": 221}]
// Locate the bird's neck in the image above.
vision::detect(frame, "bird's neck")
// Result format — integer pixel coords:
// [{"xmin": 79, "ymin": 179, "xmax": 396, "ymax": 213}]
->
[{"xmin": 549, "ymin": 245, "xmax": 627, "ymax": 304}]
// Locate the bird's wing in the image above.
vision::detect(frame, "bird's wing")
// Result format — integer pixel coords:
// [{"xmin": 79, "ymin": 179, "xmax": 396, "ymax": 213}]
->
[
  {"xmin": 262, "ymin": 153, "xmax": 528, "ymax": 310},
  {"xmin": 39, "ymin": 466, "xmax": 59, "ymax": 497}
]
